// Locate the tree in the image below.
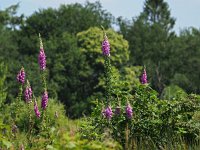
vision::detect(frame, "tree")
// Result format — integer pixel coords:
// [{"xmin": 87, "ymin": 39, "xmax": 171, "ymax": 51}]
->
[
  {"xmin": 0, "ymin": 3, "xmax": 24, "ymax": 30},
  {"xmin": 125, "ymin": 0, "xmax": 176, "ymax": 93},
  {"xmin": 20, "ymin": 1, "xmax": 113, "ymax": 40},
  {"xmin": 169, "ymin": 28, "xmax": 200, "ymax": 93},
  {"xmin": 0, "ymin": 5, "xmax": 22, "ymax": 101},
  {"xmin": 0, "ymin": 63, "xmax": 7, "ymax": 109},
  {"xmin": 143, "ymin": 0, "xmax": 175, "ymax": 31}
]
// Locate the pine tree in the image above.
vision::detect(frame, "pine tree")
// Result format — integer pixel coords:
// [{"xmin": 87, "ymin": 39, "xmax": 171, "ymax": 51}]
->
[{"xmin": 143, "ymin": 0, "xmax": 175, "ymax": 31}]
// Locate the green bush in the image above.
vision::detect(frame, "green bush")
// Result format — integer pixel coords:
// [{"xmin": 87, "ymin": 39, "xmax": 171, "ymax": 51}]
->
[{"xmin": 90, "ymin": 84, "xmax": 200, "ymax": 149}]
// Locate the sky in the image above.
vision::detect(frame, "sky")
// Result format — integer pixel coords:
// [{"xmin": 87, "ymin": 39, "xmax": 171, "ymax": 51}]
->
[{"xmin": 1, "ymin": 0, "xmax": 200, "ymax": 33}]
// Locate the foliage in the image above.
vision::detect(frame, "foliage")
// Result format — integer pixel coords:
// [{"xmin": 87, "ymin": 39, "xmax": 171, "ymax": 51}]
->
[
  {"xmin": 117, "ymin": 0, "xmax": 200, "ymax": 96},
  {"xmin": 20, "ymin": 1, "xmax": 113, "ymax": 38},
  {"xmin": 169, "ymin": 28, "xmax": 200, "ymax": 93},
  {"xmin": 0, "ymin": 63, "xmax": 7, "ymax": 108},
  {"xmin": 91, "ymin": 84, "xmax": 200, "ymax": 149},
  {"xmin": 0, "ymin": 63, "xmax": 11, "ymax": 148},
  {"xmin": 119, "ymin": 0, "xmax": 176, "ymax": 93},
  {"xmin": 161, "ymin": 84, "xmax": 187, "ymax": 100},
  {"xmin": 88, "ymin": 28, "xmax": 200, "ymax": 149},
  {"xmin": 1, "ymin": 97, "xmax": 123, "ymax": 149}
]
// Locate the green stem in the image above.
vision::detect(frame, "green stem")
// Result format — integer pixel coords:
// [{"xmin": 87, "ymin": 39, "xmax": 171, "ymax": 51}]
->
[
  {"xmin": 125, "ymin": 122, "xmax": 129, "ymax": 149},
  {"xmin": 27, "ymin": 102, "xmax": 33, "ymax": 145},
  {"xmin": 41, "ymin": 108, "xmax": 46, "ymax": 131},
  {"xmin": 42, "ymin": 71, "xmax": 47, "ymax": 91},
  {"xmin": 105, "ymin": 56, "xmax": 111, "ymax": 105},
  {"xmin": 15, "ymin": 84, "xmax": 23, "ymax": 120},
  {"xmin": 18, "ymin": 84, "xmax": 23, "ymax": 101}
]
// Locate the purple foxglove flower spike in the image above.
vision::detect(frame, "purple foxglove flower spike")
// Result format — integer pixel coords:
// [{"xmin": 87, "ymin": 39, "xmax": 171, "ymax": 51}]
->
[
  {"xmin": 103, "ymin": 106, "xmax": 113, "ymax": 119},
  {"xmin": 38, "ymin": 34, "xmax": 46, "ymax": 70},
  {"xmin": 115, "ymin": 106, "xmax": 121, "ymax": 115},
  {"xmin": 17, "ymin": 67, "xmax": 25, "ymax": 84},
  {"xmin": 126, "ymin": 104, "xmax": 133, "ymax": 119},
  {"xmin": 24, "ymin": 80, "xmax": 32, "ymax": 103},
  {"xmin": 102, "ymin": 34, "xmax": 110, "ymax": 56},
  {"xmin": 140, "ymin": 68, "xmax": 148, "ymax": 84},
  {"xmin": 34, "ymin": 100, "xmax": 40, "ymax": 118},
  {"xmin": 41, "ymin": 91, "xmax": 48, "ymax": 109}
]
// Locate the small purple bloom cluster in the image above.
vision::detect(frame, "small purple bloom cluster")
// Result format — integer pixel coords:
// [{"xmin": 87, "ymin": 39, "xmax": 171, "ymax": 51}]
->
[
  {"xmin": 103, "ymin": 106, "xmax": 113, "ymax": 119},
  {"xmin": 34, "ymin": 100, "xmax": 41, "ymax": 118},
  {"xmin": 24, "ymin": 81, "xmax": 32, "ymax": 103},
  {"xmin": 102, "ymin": 104, "xmax": 133, "ymax": 120},
  {"xmin": 126, "ymin": 104, "xmax": 133, "ymax": 119},
  {"xmin": 17, "ymin": 67, "xmax": 25, "ymax": 84},
  {"xmin": 102, "ymin": 34, "xmax": 110, "ymax": 56},
  {"xmin": 140, "ymin": 68, "xmax": 148, "ymax": 84},
  {"xmin": 38, "ymin": 34, "xmax": 46, "ymax": 71},
  {"xmin": 41, "ymin": 91, "xmax": 48, "ymax": 109},
  {"xmin": 38, "ymin": 48, "xmax": 46, "ymax": 71}
]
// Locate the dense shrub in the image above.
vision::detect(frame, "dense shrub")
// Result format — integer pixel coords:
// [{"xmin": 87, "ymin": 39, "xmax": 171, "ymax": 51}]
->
[{"xmin": 86, "ymin": 31, "xmax": 200, "ymax": 149}]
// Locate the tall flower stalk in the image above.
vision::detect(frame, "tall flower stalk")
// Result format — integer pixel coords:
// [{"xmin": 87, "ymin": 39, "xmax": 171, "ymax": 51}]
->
[
  {"xmin": 24, "ymin": 80, "xmax": 32, "ymax": 103},
  {"xmin": 102, "ymin": 30, "xmax": 111, "ymax": 105},
  {"xmin": 38, "ymin": 34, "xmax": 46, "ymax": 71},
  {"xmin": 17, "ymin": 67, "xmax": 25, "ymax": 85},
  {"xmin": 38, "ymin": 34, "xmax": 48, "ymax": 128},
  {"xmin": 15, "ymin": 67, "xmax": 26, "ymax": 122},
  {"xmin": 39, "ymin": 34, "xmax": 47, "ymax": 89},
  {"xmin": 24, "ymin": 80, "xmax": 33, "ymax": 131},
  {"xmin": 140, "ymin": 67, "xmax": 148, "ymax": 84},
  {"xmin": 41, "ymin": 91, "xmax": 48, "ymax": 110},
  {"xmin": 34, "ymin": 97, "xmax": 41, "ymax": 118},
  {"xmin": 17, "ymin": 67, "xmax": 26, "ymax": 101},
  {"xmin": 101, "ymin": 28, "xmax": 113, "ymax": 121},
  {"xmin": 24, "ymin": 80, "xmax": 34, "ymax": 141}
]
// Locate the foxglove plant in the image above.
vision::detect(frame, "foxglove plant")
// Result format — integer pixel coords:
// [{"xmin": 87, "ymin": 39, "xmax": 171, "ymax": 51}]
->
[
  {"xmin": 24, "ymin": 80, "xmax": 33, "ymax": 137},
  {"xmin": 126, "ymin": 104, "xmax": 133, "ymax": 119},
  {"xmin": 17, "ymin": 67, "xmax": 25, "ymax": 84},
  {"xmin": 38, "ymin": 34, "xmax": 48, "ymax": 106},
  {"xmin": 41, "ymin": 91, "xmax": 48, "ymax": 110},
  {"xmin": 102, "ymin": 34, "xmax": 110, "ymax": 57},
  {"xmin": 38, "ymin": 34, "xmax": 46, "ymax": 71},
  {"xmin": 34, "ymin": 99, "xmax": 41, "ymax": 118},
  {"xmin": 38, "ymin": 34, "xmax": 49, "ymax": 129},
  {"xmin": 101, "ymin": 29, "xmax": 113, "ymax": 120},
  {"xmin": 24, "ymin": 80, "xmax": 32, "ymax": 103},
  {"xmin": 16, "ymin": 67, "xmax": 26, "ymax": 102},
  {"xmin": 140, "ymin": 68, "xmax": 148, "ymax": 84},
  {"xmin": 102, "ymin": 31, "xmax": 112, "ymax": 105},
  {"xmin": 103, "ymin": 106, "xmax": 113, "ymax": 119}
]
